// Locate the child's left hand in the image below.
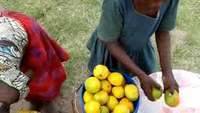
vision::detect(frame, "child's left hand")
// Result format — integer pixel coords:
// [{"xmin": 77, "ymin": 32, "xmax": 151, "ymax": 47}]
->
[{"xmin": 162, "ymin": 73, "xmax": 179, "ymax": 93}]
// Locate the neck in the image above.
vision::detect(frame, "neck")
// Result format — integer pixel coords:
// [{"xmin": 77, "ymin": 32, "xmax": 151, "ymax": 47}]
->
[
  {"xmin": 134, "ymin": 0, "xmax": 146, "ymax": 13},
  {"xmin": 133, "ymin": 0, "xmax": 159, "ymax": 17}
]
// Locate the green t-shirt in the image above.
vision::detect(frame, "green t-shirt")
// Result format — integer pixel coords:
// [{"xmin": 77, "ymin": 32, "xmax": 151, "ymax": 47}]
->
[{"xmin": 87, "ymin": 0, "xmax": 179, "ymax": 74}]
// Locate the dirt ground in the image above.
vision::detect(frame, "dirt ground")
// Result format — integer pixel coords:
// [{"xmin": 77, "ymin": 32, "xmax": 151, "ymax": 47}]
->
[
  {"xmin": 10, "ymin": 72, "xmax": 87, "ymax": 113},
  {"xmin": 11, "ymin": 92, "xmax": 75, "ymax": 113},
  {"xmin": 10, "ymin": 65, "xmax": 89, "ymax": 113}
]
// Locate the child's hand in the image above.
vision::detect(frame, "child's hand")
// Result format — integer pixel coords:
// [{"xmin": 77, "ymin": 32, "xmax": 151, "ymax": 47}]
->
[
  {"xmin": 162, "ymin": 74, "xmax": 179, "ymax": 94},
  {"xmin": 139, "ymin": 75, "xmax": 161, "ymax": 101},
  {"xmin": 0, "ymin": 82, "xmax": 19, "ymax": 105}
]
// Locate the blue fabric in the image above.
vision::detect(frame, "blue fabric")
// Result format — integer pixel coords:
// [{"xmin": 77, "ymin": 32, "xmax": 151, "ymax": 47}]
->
[{"xmin": 87, "ymin": 0, "xmax": 179, "ymax": 74}]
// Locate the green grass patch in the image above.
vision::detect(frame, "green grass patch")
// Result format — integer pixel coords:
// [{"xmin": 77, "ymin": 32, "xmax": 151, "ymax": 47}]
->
[
  {"xmin": 1, "ymin": 0, "xmax": 200, "ymax": 91},
  {"xmin": 173, "ymin": 0, "xmax": 200, "ymax": 73}
]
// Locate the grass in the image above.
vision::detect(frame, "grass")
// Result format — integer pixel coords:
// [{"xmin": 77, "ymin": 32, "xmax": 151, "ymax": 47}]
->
[
  {"xmin": 0, "ymin": 0, "xmax": 102, "ymax": 93},
  {"xmin": 173, "ymin": 0, "xmax": 200, "ymax": 73},
  {"xmin": 0, "ymin": 0, "xmax": 200, "ymax": 93}
]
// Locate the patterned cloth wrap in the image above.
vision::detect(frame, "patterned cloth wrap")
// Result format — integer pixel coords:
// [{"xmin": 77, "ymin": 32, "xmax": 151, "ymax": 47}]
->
[
  {"xmin": 0, "ymin": 16, "xmax": 29, "ymax": 99},
  {"xmin": 1, "ymin": 11, "xmax": 69, "ymax": 102}
]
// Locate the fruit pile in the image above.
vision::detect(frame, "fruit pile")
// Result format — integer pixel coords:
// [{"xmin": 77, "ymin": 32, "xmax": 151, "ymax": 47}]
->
[{"xmin": 83, "ymin": 65, "xmax": 139, "ymax": 113}]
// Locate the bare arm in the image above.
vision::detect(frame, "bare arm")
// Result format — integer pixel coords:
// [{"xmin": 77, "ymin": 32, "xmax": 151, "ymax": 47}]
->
[
  {"xmin": 156, "ymin": 31, "xmax": 179, "ymax": 93},
  {"xmin": 156, "ymin": 31, "xmax": 173, "ymax": 75},
  {"xmin": 105, "ymin": 40, "xmax": 146, "ymax": 79},
  {"xmin": 103, "ymin": 40, "xmax": 160, "ymax": 101}
]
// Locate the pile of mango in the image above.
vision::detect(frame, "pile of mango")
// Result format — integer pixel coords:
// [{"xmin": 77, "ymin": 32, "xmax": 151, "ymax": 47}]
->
[{"xmin": 83, "ymin": 65, "xmax": 139, "ymax": 113}]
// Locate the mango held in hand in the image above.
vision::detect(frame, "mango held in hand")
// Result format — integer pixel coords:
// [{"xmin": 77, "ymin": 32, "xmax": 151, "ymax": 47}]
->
[
  {"xmin": 84, "ymin": 100, "xmax": 101, "ymax": 113},
  {"xmin": 85, "ymin": 77, "xmax": 101, "ymax": 94},
  {"xmin": 152, "ymin": 87, "xmax": 162, "ymax": 100},
  {"xmin": 113, "ymin": 104, "xmax": 130, "ymax": 113},
  {"xmin": 125, "ymin": 84, "xmax": 139, "ymax": 101},
  {"xmin": 93, "ymin": 65, "xmax": 110, "ymax": 80},
  {"xmin": 165, "ymin": 90, "xmax": 180, "ymax": 107},
  {"xmin": 108, "ymin": 72, "xmax": 125, "ymax": 86},
  {"xmin": 94, "ymin": 90, "xmax": 109, "ymax": 105}
]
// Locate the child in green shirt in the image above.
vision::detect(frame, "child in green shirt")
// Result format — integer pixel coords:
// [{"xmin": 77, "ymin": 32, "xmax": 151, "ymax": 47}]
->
[{"xmin": 87, "ymin": 0, "xmax": 179, "ymax": 101}]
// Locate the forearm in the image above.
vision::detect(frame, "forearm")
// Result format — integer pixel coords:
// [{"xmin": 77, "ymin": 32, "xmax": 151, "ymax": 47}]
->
[
  {"xmin": 156, "ymin": 31, "xmax": 173, "ymax": 76},
  {"xmin": 104, "ymin": 40, "xmax": 147, "ymax": 79}
]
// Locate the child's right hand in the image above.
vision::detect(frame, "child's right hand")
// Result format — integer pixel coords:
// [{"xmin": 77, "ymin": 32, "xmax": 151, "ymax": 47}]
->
[{"xmin": 139, "ymin": 75, "xmax": 161, "ymax": 101}]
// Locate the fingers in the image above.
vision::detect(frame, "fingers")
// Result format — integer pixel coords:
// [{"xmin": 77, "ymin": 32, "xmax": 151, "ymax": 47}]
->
[
  {"xmin": 141, "ymin": 77, "xmax": 161, "ymax": 101},
  {"xmin": 142, "ymin": 85, "xmax": 155, "ymax": 101},
  {"xmin": 166, "ymin": 81, "xmax": 175, "ymax": 94},
  {"xmin": 169, "ymin": 86, "xmax": 175, "ymax": 94},
  {"xmin": 153, "ymin": 81, "xmax": 161, "ymax": 90},
  {"xmin": 163, "ymin": 84, "xmax": 173, "ymax": 94},
  {"xmin": 148, "ymin": 76, "xmax": 161, "ymax": 90},
  {"xmin": 164, "ymin": 83, "xmax": 179, "ymax": 94},
  {"xmin": 170, "ymin": 80, "xmax": 180, "ymax": 94},
  {"xmin": 175, "ymin": 82, "xmax": 179, "ymax": 92},
  {"xmin": 144, "ymin": 90, "xmax": 155, "ymax": 101}
]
